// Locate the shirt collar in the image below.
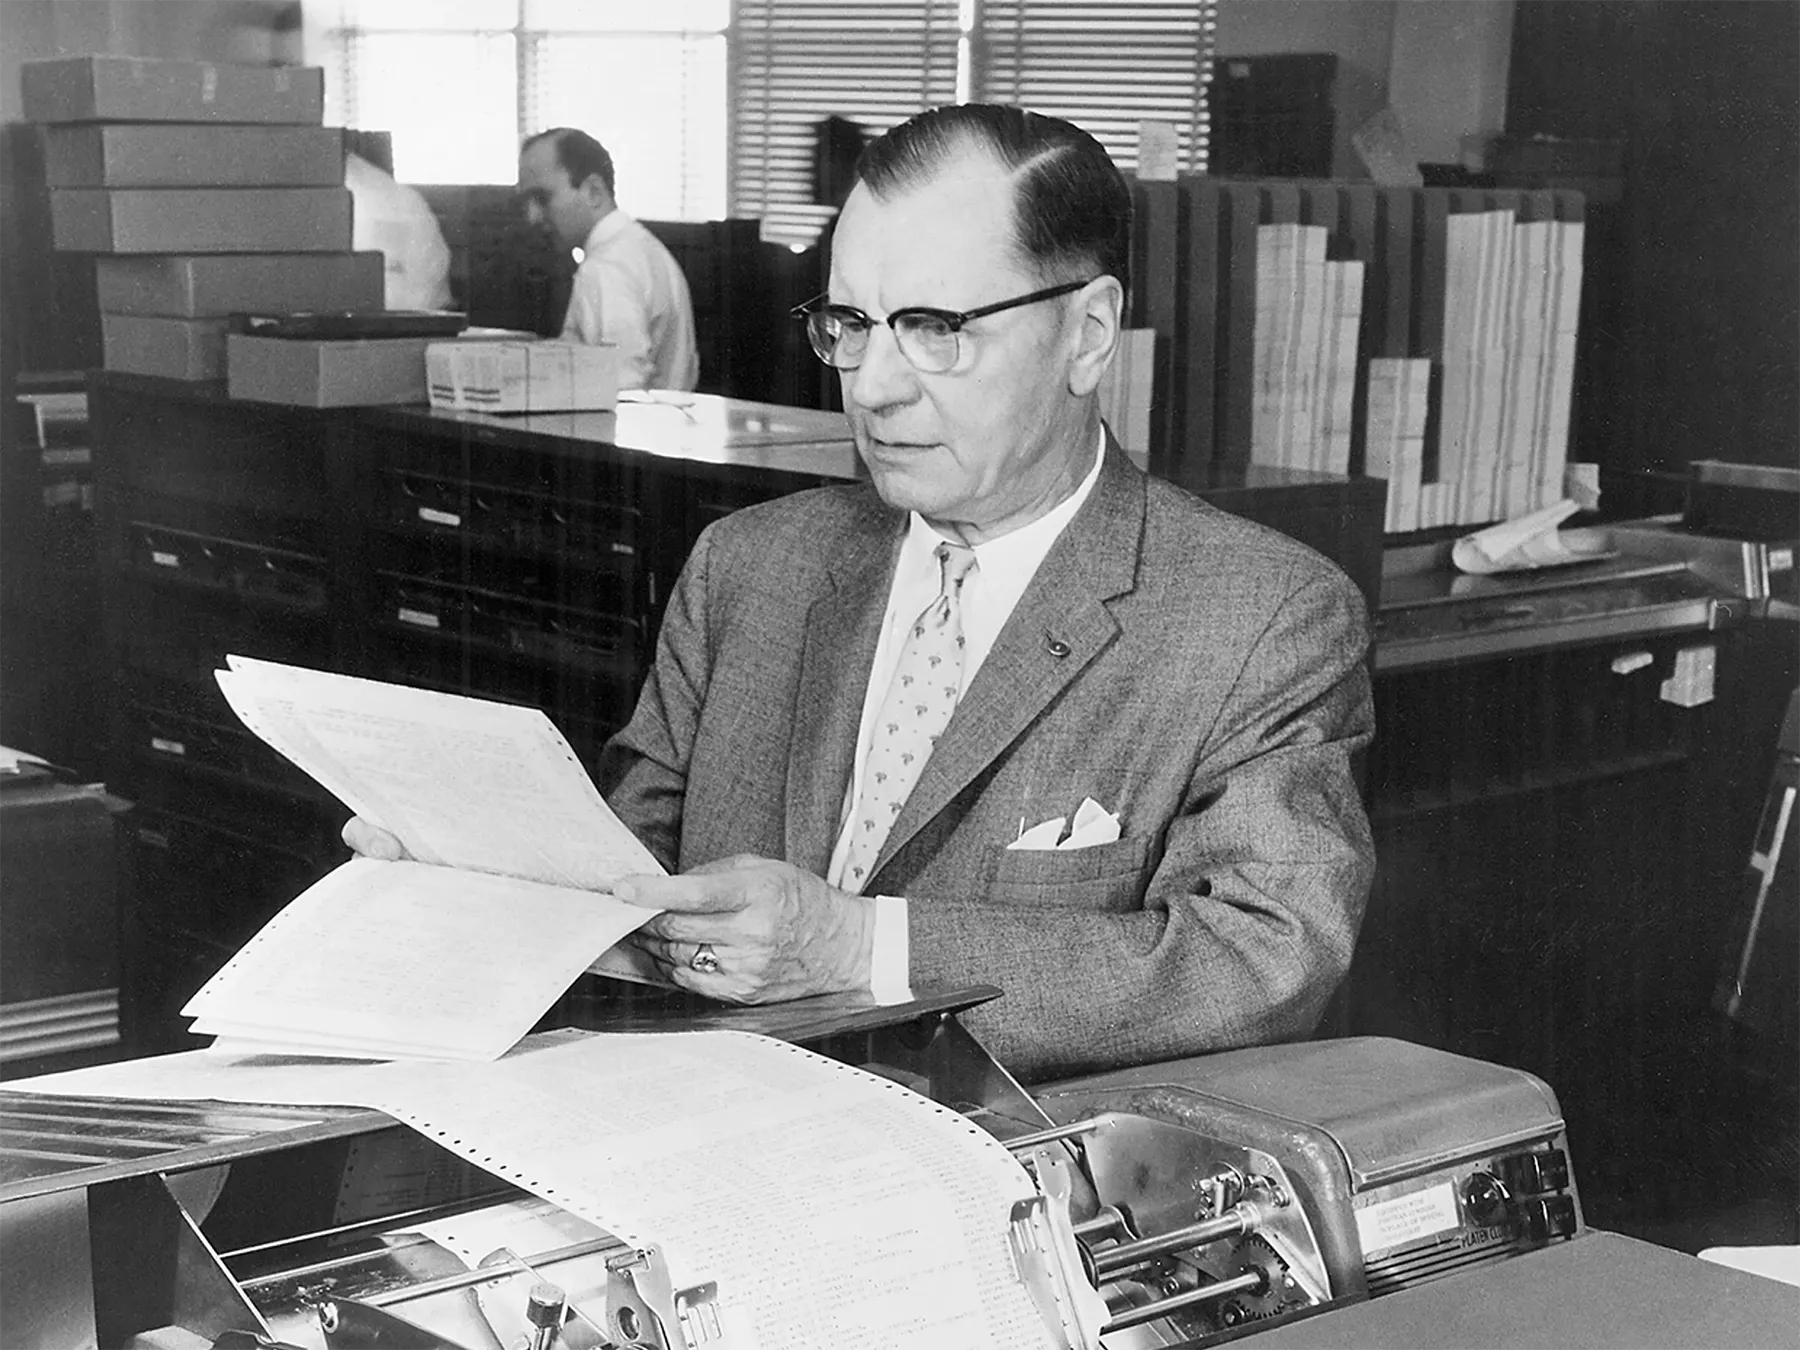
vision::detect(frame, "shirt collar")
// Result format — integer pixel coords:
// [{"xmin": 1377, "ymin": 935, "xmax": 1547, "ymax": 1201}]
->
[
  {"xmin": 580, "ymin": 208, "xmax": 631, "ymax": 255},
  {"xmin": 906, "ymin": 423, "xmax": 1108, "ymax": 570}
]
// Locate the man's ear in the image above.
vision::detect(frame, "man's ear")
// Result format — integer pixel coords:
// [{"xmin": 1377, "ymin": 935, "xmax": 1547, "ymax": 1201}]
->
[
  {"xmin": 1067, "ymin": 275, "xmax": 1124, "ymax": 398},
  {"xmin": 577, "ymin": 174, "xmax": 610, "ymax": 208}
]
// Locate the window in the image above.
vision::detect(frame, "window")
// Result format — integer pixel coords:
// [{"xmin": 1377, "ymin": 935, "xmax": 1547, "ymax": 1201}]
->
[
  {"xmin": 308, "ymin": 0, "xmax": 729, "ymax": 219},
  {"xmin": 732, "ymin": 0, "xmax": 1216, "ymax": 246},
  {"xmin": 730, "ymin": 1, "xmax": 961, "ymax": 246},
  {"xmin": 310, "ymin": 1, "xmax": 1216, "ymax": 236},
  {"xmin": 972, "ymin": 1, "xmax": 1216, "ymax": 176}
]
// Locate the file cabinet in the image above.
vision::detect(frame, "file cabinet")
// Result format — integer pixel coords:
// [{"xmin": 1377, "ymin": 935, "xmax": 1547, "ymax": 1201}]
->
[{"xmin": 92, "ymin": 378, "xmax": 356, "ymax": 1053}]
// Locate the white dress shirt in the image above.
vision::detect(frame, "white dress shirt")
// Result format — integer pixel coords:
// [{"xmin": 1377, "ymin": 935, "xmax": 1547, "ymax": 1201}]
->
[
  {"xmin": 829, "ymin": 428, "xmax": 1109, "ymax": 999},
  {"xmin": 562, "ymin": 210, "xmax": 700, "ymax": 392}
]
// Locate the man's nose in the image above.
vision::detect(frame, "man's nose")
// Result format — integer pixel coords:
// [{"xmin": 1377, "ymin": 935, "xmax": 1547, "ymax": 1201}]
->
[{"xmin": 844, "ymin": 323, "xmax": 918, "ymax": 410}]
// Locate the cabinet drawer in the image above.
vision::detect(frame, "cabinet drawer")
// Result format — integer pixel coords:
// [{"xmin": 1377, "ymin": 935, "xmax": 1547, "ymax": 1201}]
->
[
  {"xmin": 125, "ymin": 805, "xmax": 333, "ymax": 940},
  {"xmin": 114, "ymin": 584, "xmax": 329, "ymax": 694},
  {"xmin": 126, "ymin": 700, "xmax": 323, "ymax": 803},
  {"xmin": 125, "ymin": 522, "xmax": 328, "ymax": 613},
  {"xmin": 375, "ymin": 573, "xmax": 640, "ymax": 681},
  {"xmin": 380, "ymin": 468, "xmax": 642, "ymax": 571}
]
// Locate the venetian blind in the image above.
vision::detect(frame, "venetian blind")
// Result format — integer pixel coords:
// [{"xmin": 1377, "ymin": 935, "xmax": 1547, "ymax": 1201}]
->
[
  {"xmin": 731, "ymin": 0, "xmax": 962, "ymax": 247},
  {"xmin": 972, "ymin": 0, "xmax": 1217, "ymax": 174}
]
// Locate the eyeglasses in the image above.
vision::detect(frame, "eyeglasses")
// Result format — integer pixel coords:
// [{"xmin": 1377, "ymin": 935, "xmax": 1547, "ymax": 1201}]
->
[{"xmin": 791, "ymin": 279, "xmax": 1097, "ymax": 374}]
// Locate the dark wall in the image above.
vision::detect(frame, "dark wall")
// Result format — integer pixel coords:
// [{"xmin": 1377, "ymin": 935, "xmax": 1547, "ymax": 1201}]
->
[{"xmin": 1508, "ymin": 1, "xmax": 1799, "ymax": 513}]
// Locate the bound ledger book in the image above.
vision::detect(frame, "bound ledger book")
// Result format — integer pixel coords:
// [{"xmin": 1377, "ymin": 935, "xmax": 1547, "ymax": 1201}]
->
[{"xmin": 189, "ymin": 656, "xmax": 669, "ymax": 1061}]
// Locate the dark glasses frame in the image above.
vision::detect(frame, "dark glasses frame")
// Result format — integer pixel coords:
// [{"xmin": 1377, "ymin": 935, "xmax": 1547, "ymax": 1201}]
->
[{"xmin": 790, "ymin": 278, "xmax": 1099, "ymax": 370}]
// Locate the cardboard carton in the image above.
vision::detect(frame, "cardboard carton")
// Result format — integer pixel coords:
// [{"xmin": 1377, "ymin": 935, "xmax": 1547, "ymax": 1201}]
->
[
  {"xmin": 45, "ymin": 125, "xmax": 346, "ymax": 188},
  {"xmin": 227, "ymin": 330, "xmax": 531, "ymax": 408},
  {"xmin": 102, "ymin": 314, "xmax": 230, "ymax": 381},
  {"xmin": 51, "ymin": 187, "xmax": 353, "ymax": 253},
  {"xmin": 95, "ymin": 253, "xmax": 386, "ymax": 317},
  {"xmin": 426, "ymin": 340, "xmax": 621, "ymax": 413},
  {"xmin": 227, "ymin": 334, "xmax": 437, "ymax": 407},
  {"xmin": 21, "ymin": 56, "xmax": 324, "ymax": 125}
]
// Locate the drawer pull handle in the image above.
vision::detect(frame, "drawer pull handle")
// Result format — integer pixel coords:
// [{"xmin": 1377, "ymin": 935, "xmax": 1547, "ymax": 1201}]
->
[
  {"xmin": 397, "ymin": 607, "xmax": 442, "ymax": 630},
  {"xmin": 418, "ymin": 506, "xmax": 462, "ymax": 527}
]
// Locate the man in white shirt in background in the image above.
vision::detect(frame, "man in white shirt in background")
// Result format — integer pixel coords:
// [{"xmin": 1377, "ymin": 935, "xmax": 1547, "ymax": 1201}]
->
[{"xmin": 516, "ymin": 127, "xmax": 700, "ymax": 392}]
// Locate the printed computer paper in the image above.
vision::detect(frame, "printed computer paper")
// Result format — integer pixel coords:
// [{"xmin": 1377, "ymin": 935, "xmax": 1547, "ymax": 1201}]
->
[
  {"xmin": 214, "ymin": 654, "xmax": 660, "ymax": 886},
  {"xmin": 186, "ymin": 657, "xmax": 669, "ymax": 1060},
  {"xmin": 370, "ymin": 1031, "xmax": 1060, "ymax": 1350},
  {"xmin": 182, "ymin": 856, "xmax": 655, "ymax": 1060},
  {"xmin": 13, "ymin": 1029, "xmax": 1067, "ymax": 1349}
]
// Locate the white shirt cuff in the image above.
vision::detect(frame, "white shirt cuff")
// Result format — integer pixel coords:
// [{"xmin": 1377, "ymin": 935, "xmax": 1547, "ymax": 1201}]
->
[{"xmin": 868, "ymin": 895, "xmax": 912, "ymax": 1004}]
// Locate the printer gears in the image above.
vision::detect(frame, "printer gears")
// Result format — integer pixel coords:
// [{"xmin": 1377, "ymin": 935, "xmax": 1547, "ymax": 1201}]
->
[{"xmin": 1217, "ymin": 1234, "xmax": 1292, "ymax": 1325}]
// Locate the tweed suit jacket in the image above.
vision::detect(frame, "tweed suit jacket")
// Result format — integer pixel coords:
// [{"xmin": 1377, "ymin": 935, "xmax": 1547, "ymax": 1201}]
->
[{"xmin": 598, "ymin": 440, "xmax": 1374, "ymax": 1081}]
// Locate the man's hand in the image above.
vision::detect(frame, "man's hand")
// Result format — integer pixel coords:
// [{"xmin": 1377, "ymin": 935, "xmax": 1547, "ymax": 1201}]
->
[
  {"xmin": 342, "ymin": 817, "xmax": 408, "ymax": 861},
  {"xmin": 616, "ymin": 855, "xmax": 876, "ymax": 1004}
]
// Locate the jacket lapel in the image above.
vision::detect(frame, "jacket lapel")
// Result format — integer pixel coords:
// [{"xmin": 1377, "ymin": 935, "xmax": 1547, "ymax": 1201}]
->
[
  {"xmin": 869, "ymin": 439, "xmax": 1147, "ymax": 887},
  {"xmin": 783, "ymin": 495, "xmax": 905, "ymax": 876}
]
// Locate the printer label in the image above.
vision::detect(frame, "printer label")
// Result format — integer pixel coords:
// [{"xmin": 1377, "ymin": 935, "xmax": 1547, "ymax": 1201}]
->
[{"xmin": 1354, "ymin": 1181, "xmax": 1460, "ymax": 1256}]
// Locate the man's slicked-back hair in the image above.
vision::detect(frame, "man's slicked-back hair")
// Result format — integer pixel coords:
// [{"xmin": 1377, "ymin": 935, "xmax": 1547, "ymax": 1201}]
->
[
  {"xmin": 856, "ymin": 103, "xmax": 1131, "ymax": 292},
  {"xmin": 522, "ymin": 126, "xmax": 615, "ymax": 197}
]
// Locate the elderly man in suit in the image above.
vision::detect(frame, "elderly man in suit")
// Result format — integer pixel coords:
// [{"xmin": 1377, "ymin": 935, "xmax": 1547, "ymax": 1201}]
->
[
  {"xmin": 350, "ymin": 104, "xmax": 1370, "ymax": 1080},
  {"xmin": 602, "ymin": 104, "xmax": 1374, "ymax": 1081}
]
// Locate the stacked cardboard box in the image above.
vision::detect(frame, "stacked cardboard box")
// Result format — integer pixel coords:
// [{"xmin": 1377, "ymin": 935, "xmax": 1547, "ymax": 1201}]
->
[
  {"xmin": 24, "ymin": 55, "xmax": 384, "ymax": 381},
  {"xmin": 425, "ymin": 339, "xmax": 621, "ymax": 414}
]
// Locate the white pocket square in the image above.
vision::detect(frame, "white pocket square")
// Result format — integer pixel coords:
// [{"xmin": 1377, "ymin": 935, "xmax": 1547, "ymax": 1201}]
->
[{"xmin": 1007, "ymin": 797, "xmax": 1122, "ymax": 851}]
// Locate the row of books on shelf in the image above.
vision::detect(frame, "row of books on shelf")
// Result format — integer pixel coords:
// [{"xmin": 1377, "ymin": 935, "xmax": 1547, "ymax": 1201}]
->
[
  {"xmin": 1249, "ymin": 223, "xmax": 1363, "ymax": 477},
  {"xmin": 1125, "ymin": 175, "xmax": 1588, "ymax": 534},
  {"xmin": 1239, "ymin": 208, "xmax": 1583, "ymax": 532}
]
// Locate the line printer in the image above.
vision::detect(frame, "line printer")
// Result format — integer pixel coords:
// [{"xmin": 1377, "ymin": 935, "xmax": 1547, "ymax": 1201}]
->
[{"xmin": 2, "ymin": 985, "xmax": 1793, "ymax": 1349}]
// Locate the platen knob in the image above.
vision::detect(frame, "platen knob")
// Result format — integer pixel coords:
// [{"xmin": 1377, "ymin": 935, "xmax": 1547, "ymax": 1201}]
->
[{"xmin": 1462, "ymin": 1171, "xmax": 1509, "ymax": 1222}]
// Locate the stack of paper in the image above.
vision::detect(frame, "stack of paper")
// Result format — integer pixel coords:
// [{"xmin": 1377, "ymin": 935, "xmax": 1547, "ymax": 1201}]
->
[
  {"xmin": 1494, "ymin": 216, "xmax": 1585, "ymax": 522},
  {"xmin": 1364, "ymin": 357, "xmax": 1431, "ymax": 532},
  {"xmin": 1536, "ymin": 220, "xmax": 1585, "ymax": 514},
  {"xmin": 1431, "ymin": 209, "xmax": 1586, "ymax": 530},
  {"xmin": 1251, "ymin": 224, "xmax": 1364, "ymax": 474},
  {"xmin": 1313, "ymin": 257, "xmax": 1364, "ymax": 474},
  {"xmin": 1438, "ymin": 210, "xmax": 1514, "ymax": 525},
  {"xmin": 187, "ymin": 656, "xmax": 669, "ymax": 1060}
]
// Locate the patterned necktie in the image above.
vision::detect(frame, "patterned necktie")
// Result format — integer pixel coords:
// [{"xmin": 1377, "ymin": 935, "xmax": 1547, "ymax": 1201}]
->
[{"xmin": 842, "ymin": 541, "xmax": 979, "ymax": 891}]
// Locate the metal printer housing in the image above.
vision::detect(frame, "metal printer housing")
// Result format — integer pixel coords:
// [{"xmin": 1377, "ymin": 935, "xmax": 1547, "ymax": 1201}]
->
[{"xmin": 1037, "ymin": 1035, "xmax": 1583, "ymax": 1304}]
